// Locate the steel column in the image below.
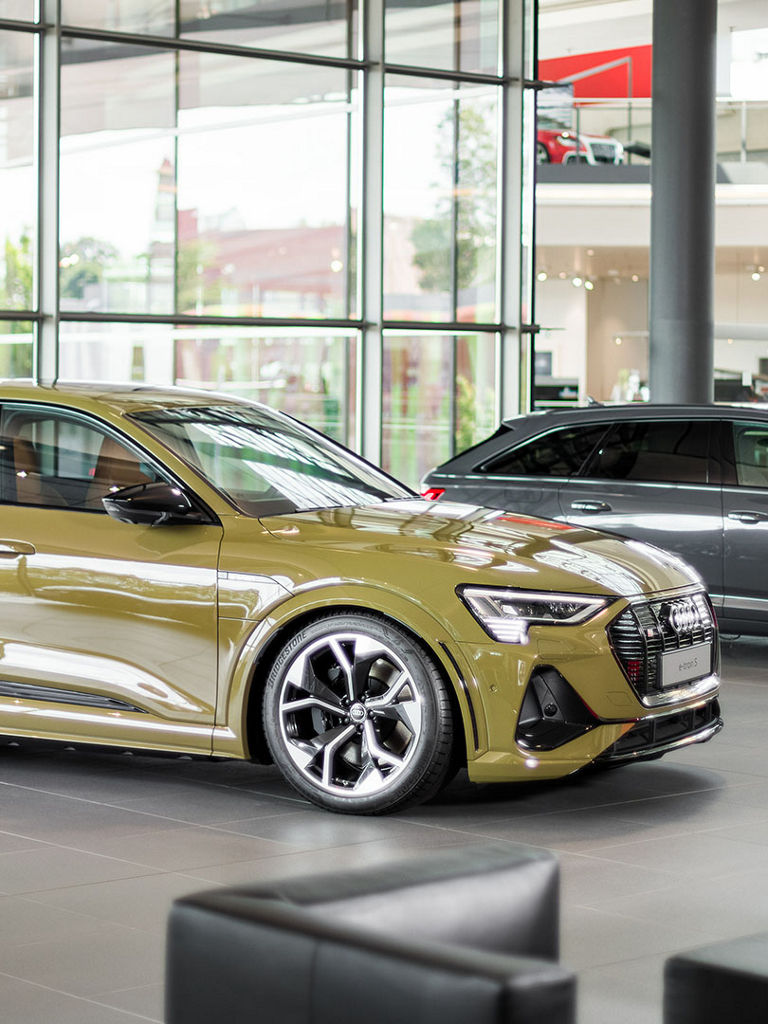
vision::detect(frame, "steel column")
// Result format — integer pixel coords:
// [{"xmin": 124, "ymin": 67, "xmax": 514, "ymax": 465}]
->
[
  {"xmin": 649, "ymin": 0, "xmax": 717, "ymax": 403},
  {"xmin": 358, "ymin": 0, "xmax": 384, "ymax": 462},
  {"xmin": 36, "ymin": 0, "xmax": 61, "ymax": 384}
]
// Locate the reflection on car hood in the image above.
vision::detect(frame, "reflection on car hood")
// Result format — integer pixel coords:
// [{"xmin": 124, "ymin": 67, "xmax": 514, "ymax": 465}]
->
[{"xmin": 259, "ymin": 499, "xmax": 702, "ymax": 598}]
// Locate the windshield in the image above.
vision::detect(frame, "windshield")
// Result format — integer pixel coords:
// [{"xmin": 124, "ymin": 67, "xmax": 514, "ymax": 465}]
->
[{"xmin": 130, "ymin": 403, "xmax": 412, "ymax": 516}]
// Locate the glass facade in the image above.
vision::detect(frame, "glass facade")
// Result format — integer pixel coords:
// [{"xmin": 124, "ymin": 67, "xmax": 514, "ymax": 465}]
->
[
  {"xmin": 382, "ymin": 330, "xmax": 497, "ymax": 482},
  {"xmin": 0, "ymin": 2, "xmax": 533, "ymax": 488}
]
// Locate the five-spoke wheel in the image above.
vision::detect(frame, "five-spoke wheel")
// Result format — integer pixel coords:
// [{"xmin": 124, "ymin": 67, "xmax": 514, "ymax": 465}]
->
[{"xmin": 263, "ymin": 614, "xmax": 454, "ymax": 814}]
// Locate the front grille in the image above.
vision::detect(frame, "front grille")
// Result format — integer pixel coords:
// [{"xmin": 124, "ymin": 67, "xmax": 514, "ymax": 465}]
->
[
  {"xmin": 608, "ymin": 592, "xmax": 716, "ymax": 700},
  {"xmin": 588, "ymin": 141, "xmax": 620, "ymax": 163}
]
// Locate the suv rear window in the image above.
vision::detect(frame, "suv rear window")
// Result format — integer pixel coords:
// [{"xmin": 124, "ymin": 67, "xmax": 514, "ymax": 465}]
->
[
  {"xmin": 480, "ymin": 423, "xmax": 609, "ymax": 476},
  {"xmin": 584, "ymin": 420, "xmax": 710, "ymax": 483}
]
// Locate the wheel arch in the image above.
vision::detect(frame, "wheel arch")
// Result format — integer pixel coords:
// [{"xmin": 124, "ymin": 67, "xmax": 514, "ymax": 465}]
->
[{"xmin": 239, "ymin": 602, "xmax": 472, "ymax": 771}]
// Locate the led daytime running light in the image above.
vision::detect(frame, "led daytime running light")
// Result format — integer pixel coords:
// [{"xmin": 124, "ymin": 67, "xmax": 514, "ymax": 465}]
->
[{"xmin": 460, "ymin": 587, "xmax": 609, "ymax": 644}]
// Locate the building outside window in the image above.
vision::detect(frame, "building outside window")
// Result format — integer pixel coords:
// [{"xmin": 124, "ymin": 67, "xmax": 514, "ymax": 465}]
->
[{"xmin": 0, "ymin": 0, "xmax": 535, "ymax": 488}]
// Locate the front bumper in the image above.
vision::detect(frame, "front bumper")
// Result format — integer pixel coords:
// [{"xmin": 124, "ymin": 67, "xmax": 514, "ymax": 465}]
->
[
  {"xmin": 452, "ymin": 586, "xmax": 721, "ymax": 784},
  {"xmin": 596, "ymin": 697, "xmax": 723, "ymax": 765}
]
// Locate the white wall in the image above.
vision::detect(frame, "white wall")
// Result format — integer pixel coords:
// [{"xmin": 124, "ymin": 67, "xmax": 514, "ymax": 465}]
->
[{"xmin": 535, "ymin": 278, "xmax": 588, "ymax": 396}]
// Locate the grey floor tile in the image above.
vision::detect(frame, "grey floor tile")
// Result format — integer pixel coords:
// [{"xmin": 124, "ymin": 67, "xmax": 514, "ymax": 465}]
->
[
  {"xmin": 561, "ymin": 903, "xmax": 696, "ymax": 970},
  {"xmin": 577, "ymin": 954, "xmax": 666, "ymax": 1024},
  {"xmin": 1, "ymin": 924, "xmax": 165, "ymax": 998},
  {"xmin": 0, "ymin": 831, "xmax": 44, "ymax": 856},
  {"xmin": 1, "ymin": 785, "xmax": 191, "ymax": 845},
  {"xmin": 69, "ymin": 824, "xmax": 292, "ymax": 871},
  {"xmin": 0, "ymin": 973, "xmax": 160, "ymax": 1024},
  {"xmin": 97, "ymin": 983, "xmax": 164, "ymax": 1022},
  {"xmin": 0, "ymin": 846, "xmax": 159, "ymax": 897},
  {"xmin": 558, "ymin": 850, "xmax": 678, "ymax": 904},
  {"xmin": 580, "ymin": 831, "xmax": 768, "ymax": 880},
  {"xmin": 109, "ymin": 778, "xmax": 304, "ymax": 825},
  {"xmin": 22, "ymin": 872, "xmax": 217, "ymax": 932},
  {"xmin": 0, "ymin": 896, "xmax": 110, "ymax": 948}
]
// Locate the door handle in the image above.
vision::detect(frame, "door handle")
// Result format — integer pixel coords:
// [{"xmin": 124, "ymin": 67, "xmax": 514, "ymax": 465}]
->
[
  {"xmin": 728, "ymin": 510, "xmax": 768, "ymax": 524},
  {"xmin": 0, "ymin": 541, "xmax": 36, "ymax": 558},
  {"xmin": 570, "ymin": 500, "xmax": 612, "ymax": 513}
]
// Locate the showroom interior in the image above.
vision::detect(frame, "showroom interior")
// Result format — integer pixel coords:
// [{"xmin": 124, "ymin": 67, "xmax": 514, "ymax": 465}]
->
[{"xmin": 2, "ymin": 1, "xmax": 768, "ymax": 1022}]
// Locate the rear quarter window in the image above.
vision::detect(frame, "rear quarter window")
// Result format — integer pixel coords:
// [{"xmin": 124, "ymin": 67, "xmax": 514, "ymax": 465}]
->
[
  {"xmin": 479, "ymin": 423, "xmax": 610, "ymax": 477},
  {"xmin": 584, "ymin": 420, "xmax": 711, "ymax": 483}
]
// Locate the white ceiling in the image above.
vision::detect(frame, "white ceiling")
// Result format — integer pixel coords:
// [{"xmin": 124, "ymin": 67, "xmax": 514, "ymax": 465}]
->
[{"xmin": 539, "ymin": 0, "xmax": 768, "ymax": 59}]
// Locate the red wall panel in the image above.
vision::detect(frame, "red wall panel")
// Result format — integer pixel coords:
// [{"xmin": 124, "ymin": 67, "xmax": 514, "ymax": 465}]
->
[{"xmin": 539, "ymin": 45, "xmax": 652, "ymax": 98}]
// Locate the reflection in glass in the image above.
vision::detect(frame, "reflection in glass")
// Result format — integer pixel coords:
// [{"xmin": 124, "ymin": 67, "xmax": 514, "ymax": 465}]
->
[
  {"xmin": 132, "ymin": 402, "xmax": 405, "ymax": 516},
  {"xmin": 174, "ymin": 328, "xmax": 357, "ymax": 444},
  {"xmin": 385, "ymin": 0, "xmax": 500, "ymax": 75},
  {"xmin": 177, "ymin": 54, "xmax": 358, "ymax": 319},
  {"xmin": 455, "ymin": 334, "xmax": 497, "ymax": 451},
  {"xmin": 59, "ymin": 322, "xmax": 175, "ymax": 384},
  {"xmin": 180, "ymin": 0, "xmax": 358, "ymax": 60},
  {"xmin": 0, "ymin": 322, "xmax": 33, "ymax": 378},
  {"xmin": 384, "ymin": 78, "xmax": 498, "ymax": 323},
  {"xmin": 59, "ymin": 322, "xmax": 357, "ymax": 445},
  {"xmin": 0, "ymin": 32, "xmax": 35, "ymax": 312},
  {"xmin": 61, "ymin": 0, "xmax": 174, "ymax": 35},
  {"xmin": 60, "ymin": 43, "xmax": 176, "ymax": 314},
  {"xmin": 2, "ymin": 2, "xmax": 34, "ymax": 19},
  {"xmin": 383, "ymin": 332, "xmax": 497, "ymax": 485},
  {"xmin": 383, "ymin": 334, "xmax": 451, "ymax": 486}
]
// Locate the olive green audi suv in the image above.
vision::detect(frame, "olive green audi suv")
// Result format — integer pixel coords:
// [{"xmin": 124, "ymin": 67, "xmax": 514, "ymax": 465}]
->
[{"xmin": 0, "ymin": 383, "xmax": 722, "ymax": 813}]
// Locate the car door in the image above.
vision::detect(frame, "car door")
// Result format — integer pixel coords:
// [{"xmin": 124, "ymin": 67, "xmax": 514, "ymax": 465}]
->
[
  {"xmin": 0, "ymin": 402, "xmax": 223, "ymax": 753},
  {"xmin": 445, "ymin": 421, "xmax": 612, "ymax": 517},
  {"xmin": 559, "ymin": 418, "xmax": 723, "ymax": 597},
  {"xmin": 720, "ymin": 417, "xmax": 768, "ymax": 629}
]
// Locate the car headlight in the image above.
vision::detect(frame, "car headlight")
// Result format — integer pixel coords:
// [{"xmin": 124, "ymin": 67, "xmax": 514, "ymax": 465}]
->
[{"xmin": 458, "ymin": 587, "xmax": 611, "ymax": 644}]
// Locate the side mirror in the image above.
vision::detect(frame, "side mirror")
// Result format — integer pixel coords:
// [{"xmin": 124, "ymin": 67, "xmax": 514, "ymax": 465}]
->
[{"xmin": 102, "ymin": 481, "xmax": 209, "ymax": 527}]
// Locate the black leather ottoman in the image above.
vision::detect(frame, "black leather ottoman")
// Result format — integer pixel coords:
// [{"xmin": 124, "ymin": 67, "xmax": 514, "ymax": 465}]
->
[
  {"xmin": 665, "ymin": 932, "xmax": 768, "ymax": 1023},
  {"xmin": 166, "ymin": 844, "xmax": 575, "ymax": 1024}
]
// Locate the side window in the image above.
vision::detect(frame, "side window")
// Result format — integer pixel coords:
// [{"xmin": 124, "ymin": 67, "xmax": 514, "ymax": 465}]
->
[
  {"xmin": 479, "ymin": 424, "xmax": 609, "ymax": 477},
  {"xmin": 732, "ymin": 421, "xmax": 768, "ymax": 488},
  {"xmin": 584, "ymin": 420, "xmax": 711, "ymax": 484},
  {"xmin": 0, "ymin": 404, "xmax": 166, "ymax": 511}
]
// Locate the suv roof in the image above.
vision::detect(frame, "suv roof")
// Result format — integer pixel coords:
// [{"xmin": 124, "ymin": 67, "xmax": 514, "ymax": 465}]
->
[{"xmin": 501, "ymin": 404, "xmax": 768, "ymax": 429}]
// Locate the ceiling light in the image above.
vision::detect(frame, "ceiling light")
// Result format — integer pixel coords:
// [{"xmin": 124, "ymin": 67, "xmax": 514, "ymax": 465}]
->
[
  {"xmin": 537, "ymin": 271, "xmax": 548, "ymax": 281},
  {"xmin": 572, "ymin": 276, "xmax": 583, "ymax": 287},
  {"xmin": 584, "ymin": 280, "xmax": 595, "ymax": 291},
  {"xmin": 558, "ymin": 272, "xmax": 567, "ymax": 279},
  {"xmin": 631, "ymin": 274, "xmax": 639, "ymax": 282},
  {"xmin": 615, "ymin": 337, "xmax": 622, "ymax": 345},
  {"xmin": 752, "ymin": 272, "xmax": 761, "ymax": 281}
]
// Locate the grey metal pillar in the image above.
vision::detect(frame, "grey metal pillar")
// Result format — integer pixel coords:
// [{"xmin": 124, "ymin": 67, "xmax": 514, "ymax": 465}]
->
[
  {"xmin": 358, "ymin": 0, "xmax": 384, "ymax": 463},
  {"xmin": 37, "ymin": 0, "xmax": 61, "ymax": 384},
  {"xmin": 649, "ymin": 0, "xmax": 717, "ymax": 404}
]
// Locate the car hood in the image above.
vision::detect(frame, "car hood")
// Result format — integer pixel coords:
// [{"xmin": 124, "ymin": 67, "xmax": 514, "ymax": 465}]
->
[{"xmin": 257, "ymin": 499, "xmax": 701, "ymax": 599}]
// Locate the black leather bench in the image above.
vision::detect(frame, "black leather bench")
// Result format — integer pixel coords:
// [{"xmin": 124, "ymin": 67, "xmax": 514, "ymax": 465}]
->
[
  {"xmin": 665, "ymin": 932, "xmax": 768, "ymax": 1024},
  {"xmin": 166, "ymin": 844, "xmax": 575, "ymax": 1024}
]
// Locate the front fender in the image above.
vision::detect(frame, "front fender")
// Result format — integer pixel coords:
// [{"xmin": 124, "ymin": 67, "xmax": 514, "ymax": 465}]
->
[{"xmin": 213, "ymin": 581, "xmax": 489, "ymax": 761}]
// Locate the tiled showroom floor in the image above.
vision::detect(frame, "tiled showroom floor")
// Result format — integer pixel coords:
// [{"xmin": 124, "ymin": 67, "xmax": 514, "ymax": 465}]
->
[{"xmin": 1, "ymin": 638, "xmax": 767, "ymax": 1024}]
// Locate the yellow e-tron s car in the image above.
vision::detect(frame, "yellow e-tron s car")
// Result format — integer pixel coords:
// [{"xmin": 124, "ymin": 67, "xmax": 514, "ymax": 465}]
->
[{"xmin": 0, "ymin": 383, "xmax": 722, "ymax": 813}]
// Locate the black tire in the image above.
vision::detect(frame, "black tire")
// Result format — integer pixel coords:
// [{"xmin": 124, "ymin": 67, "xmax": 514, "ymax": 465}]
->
[
  {"xmin": 262, "ymin": 613, "xmax": 455, "ymax": 814},
  {"xmin": 536, "ymin": 141, "xmax": 551, "ymax": 164}
]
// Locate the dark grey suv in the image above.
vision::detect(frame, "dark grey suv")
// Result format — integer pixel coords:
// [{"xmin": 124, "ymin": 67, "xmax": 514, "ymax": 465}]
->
[{"xmin": 421, "ymin": 404, "xmax": 768, "ymax": 636}]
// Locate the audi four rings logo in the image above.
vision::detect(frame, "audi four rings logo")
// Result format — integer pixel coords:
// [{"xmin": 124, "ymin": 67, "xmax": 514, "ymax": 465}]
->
[{"xmin": 667, "ymin": 602, "xmax": 699, "ymax": 634}]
